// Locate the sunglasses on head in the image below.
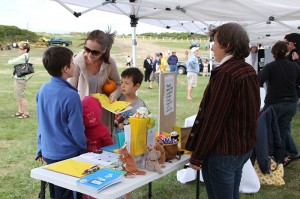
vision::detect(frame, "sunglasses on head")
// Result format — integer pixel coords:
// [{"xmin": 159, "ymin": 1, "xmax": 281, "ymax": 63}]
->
[{"xmin": 84, "ymin": 46, "xmax": 102, "ymax": 56}]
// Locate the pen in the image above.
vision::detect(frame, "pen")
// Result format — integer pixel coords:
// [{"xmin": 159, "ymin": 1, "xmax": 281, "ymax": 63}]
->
[{"xmin": 82, "ymin": 164, "xmax": 101, "ymax": 175}]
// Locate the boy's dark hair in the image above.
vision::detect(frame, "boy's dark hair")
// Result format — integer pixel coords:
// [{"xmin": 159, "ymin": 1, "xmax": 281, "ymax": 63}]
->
[
  {"xmin": 121, "ymin": 68, "xmax": 144, "ymax": 86},
  {"xmin": 272, "ymin": 41, "xmax": 288, "ymax": 60},
  {"xmin": 42, "ymin": 46, "xmax": 73, "ymax": 77}
]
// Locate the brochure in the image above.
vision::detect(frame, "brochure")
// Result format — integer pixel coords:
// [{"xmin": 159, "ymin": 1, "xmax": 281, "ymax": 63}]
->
[
  {"xmin": 92, "ymin": 93, "xmax": 132, "ymax": 114},
  {"xmin": 76, "ymin": 168, "xmax": 125, "ymax": 193}
]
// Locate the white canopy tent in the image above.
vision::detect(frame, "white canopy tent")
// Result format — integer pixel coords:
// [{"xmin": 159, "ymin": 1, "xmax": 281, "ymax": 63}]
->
[{"xmin": 54, "ymin": 0, "xmax": 300, "ymax": 66}]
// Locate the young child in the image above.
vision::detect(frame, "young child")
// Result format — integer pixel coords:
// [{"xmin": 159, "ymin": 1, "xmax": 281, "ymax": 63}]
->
[
  {"xmin": 114, "ymin": 67, "xmax": 146, "ymax": 131},
  {"xmin": 36, "ymin": 46, "xmax": 87, "ymax": 198},
  {"xmin": 82, "ymin": 96, "xmax": 113, "ymax": 152},
  {"xmin": 114, "ymin": 67, "xmax": 146, "ymax": 199}
]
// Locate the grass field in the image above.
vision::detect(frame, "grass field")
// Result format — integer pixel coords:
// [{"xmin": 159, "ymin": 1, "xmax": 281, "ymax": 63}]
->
[{"xmin": 0, "ymin": 37, "xmax": 300, "ymax": 199}]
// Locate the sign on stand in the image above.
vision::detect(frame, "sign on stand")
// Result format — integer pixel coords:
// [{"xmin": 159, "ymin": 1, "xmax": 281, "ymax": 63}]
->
[{"xmin": 158, "ymin": 72, "xmax": 177, "ymax": 133}]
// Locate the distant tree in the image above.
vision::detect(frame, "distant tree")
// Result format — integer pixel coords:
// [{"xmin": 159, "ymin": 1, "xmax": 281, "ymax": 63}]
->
[{"xmin": 0, "ymin": 25, "xmax": 39, "ymax": 43}]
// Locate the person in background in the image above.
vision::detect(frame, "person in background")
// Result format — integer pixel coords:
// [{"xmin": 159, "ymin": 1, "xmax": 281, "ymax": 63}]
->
[
  {"xmin": 245, "ymin": 46, "xmax": 258, "ymax": 73},
  {"xmin": 167, "ymin": 50, "xmax": 179, "ymax": 73},
  {"xmin": 12, "ymin": 42, "xmax": 17, "ymax": 50},
  {"xmin": 260, "ymin": 41, "xmax": 300, "ymax": 166},
  {"xmin": 159, "ymin": 52, "xmax": 167, "ymax": 73},
  {"xmin": 36, "ymin": 46, "xmax": 87, "ymax": 198},
  {"xmin": 202, "ymin": 58, "xmax": 209, "ymax": 76},
  {"xmin": 68, "ymin": 29, "xmax": 121, "ymax": 130},
  {"xmin": 148, "ymin": 53, "xmax": 160, "ymax": 89},
  {"xmin": 284, "ymin": 33, "xmax": 300, "ymax": 163},
  {"xmin": 186, "ymin": 23, "xmax": 260, "ymax": 199},
  {"xmin": 285, "ymin": 33, "xmax": 300, "ymax": 65},
  {"xmin": 186, "ymin": 43, "xmax": 200, "ymax": 100},
  {"xmin": 8, "ymin": 43, "xmax": 31, "ymax": 119},
  {"xmin": 126, "ymin": 55, "xmax": 132, "ymax": 67},
  {"xmin": 143, "ymin": 55, "xmax": 152, "ymax": 82}
]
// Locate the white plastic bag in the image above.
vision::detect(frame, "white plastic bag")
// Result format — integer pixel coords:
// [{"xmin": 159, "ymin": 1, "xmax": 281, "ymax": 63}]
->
[
  {"xmin": 239, "ymin": 159, "xmax": 261, "ymax": 193},
  {"xmin": 176, "ymin": 167, "xmax": 197, "ymax": 184}
]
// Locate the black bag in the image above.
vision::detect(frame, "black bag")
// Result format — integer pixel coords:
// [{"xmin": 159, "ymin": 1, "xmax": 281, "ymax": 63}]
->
[{"xmin": 14, "ymin": 56, "xmax": 34, "ymax": 77}]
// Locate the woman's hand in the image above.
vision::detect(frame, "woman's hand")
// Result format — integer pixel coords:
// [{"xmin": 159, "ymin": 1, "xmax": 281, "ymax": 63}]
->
[{"xmin": 189, "ymin": 163, "xmax": 202, "ymax": 170}]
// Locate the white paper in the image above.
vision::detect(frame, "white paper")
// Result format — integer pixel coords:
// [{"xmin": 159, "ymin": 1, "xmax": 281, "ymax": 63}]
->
[
  {"xmin": 79, "ymin": 151, "xmax": 119, "ymax": 166},
  {"xmin": 163, "ymin": 75, "xmax": 175, "ymax": 116},
  {"xmin": 147, "ymin": 126, "xmax": 157, "ymax": 148},
  {"xmin": 124, "ymin": 125, "xmax": 131, "ymax": 153}
]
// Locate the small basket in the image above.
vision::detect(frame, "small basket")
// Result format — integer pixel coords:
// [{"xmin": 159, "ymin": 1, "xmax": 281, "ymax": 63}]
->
[{"xmin": 164, "ymin": 143, "xmax": 181, "ymax": 161}]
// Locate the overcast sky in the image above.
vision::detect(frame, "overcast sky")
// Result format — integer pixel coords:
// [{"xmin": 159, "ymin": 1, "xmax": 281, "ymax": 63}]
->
[{"xmin": 0, "ymin": 0, "xmax": 174, "ymax": 34}]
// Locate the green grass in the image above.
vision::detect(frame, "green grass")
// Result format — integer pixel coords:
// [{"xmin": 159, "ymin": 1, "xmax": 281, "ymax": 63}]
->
[{"xmin": 0, "ymin": 37, "xmax": 300, "ymax": 199}]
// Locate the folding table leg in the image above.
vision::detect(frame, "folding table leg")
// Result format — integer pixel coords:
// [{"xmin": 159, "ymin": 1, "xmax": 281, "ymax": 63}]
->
[
  {"xmin": 39, "ymin": 180, "xmax": 46, "ymax": 199},
  {"xmin": 148, "ymin": 182, "xmax": 152, "ymax": 199},
  {"xmin": 196, "ymin": 170, "xmax": 200, "ymax": 199}
]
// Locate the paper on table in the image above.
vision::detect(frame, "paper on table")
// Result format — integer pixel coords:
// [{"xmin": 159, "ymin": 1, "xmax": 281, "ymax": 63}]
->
[
  {"xmin": 80, "ymin": 151, "xmax": 119, "ymax": 166},
  {"xmin": 92, "ymin": 93, "xmax": 132, "ymax": 114},
  {"xmin": 44, "ymin": 159, "xmax": 96, "ymax": 178}
]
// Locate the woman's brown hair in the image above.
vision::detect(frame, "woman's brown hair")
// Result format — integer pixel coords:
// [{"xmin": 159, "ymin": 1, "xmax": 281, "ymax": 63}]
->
[
  {"xmin": 85, "ymin": 28, "xmax": 116, "ymax": 64},
  {"xmin": 271, "ymin": 41, "xmax": 288, "ymax": 60},
  {"xmin": 208, "ymin": 23, "xmax": 250, "ymax": 58}
]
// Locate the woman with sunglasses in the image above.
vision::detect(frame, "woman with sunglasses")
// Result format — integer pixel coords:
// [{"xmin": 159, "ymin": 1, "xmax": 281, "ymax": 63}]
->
[
  {"xmin": 68, "ymin": 29, "xmax": 121, "ymax": 130},
  {"xmin": 8, "ymin": 43, "xmax": 31, "ymax": 119}
]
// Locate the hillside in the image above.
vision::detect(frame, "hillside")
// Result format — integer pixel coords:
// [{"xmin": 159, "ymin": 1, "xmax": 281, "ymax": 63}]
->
[{"xmin": 0, "ymin": 25, "xmax": 39, "ymax": 43}]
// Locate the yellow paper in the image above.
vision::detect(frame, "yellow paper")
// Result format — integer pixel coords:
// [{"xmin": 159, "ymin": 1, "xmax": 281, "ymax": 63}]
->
[
  {"xmin": 45, "ymin": 159, "xmax": 96, "ymax": 178},
  {"xmin": 129, "ymin": 117, "xmax": 148, "ymax": 156},
  {"xmin": 92, "ymin": 93, "xmax": 131, "ymax": 113}
]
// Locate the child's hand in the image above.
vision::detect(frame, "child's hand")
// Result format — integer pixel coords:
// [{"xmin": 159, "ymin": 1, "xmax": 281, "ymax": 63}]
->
[
  {"xmin": 38, "ymin": 156, "xmax": 44, "ymax": 164},
  {"xmin": 109, "ymin": 96, "xmax": 117, "ymax": 103},
  {"xmin": 35, "ymin": 155, "xmax": 44, "ymax": 164}
]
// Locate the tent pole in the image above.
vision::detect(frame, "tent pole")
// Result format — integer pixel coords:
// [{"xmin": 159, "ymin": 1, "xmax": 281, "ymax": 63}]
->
[{"xmin": 130, "ymin": 15, "xmax": 138, "ymax": 67}]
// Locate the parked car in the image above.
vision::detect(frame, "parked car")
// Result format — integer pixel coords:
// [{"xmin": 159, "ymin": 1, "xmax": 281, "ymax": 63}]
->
[
  {"xmin": 47, "ymin": 37, "xmax": 72, "ymax": 47},
  {"xmin": 177, "ymin": 56, "xmax": 220, "ymax": 75}
]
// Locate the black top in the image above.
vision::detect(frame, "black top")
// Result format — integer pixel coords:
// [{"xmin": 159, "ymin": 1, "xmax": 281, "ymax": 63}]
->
[{"xmin": 259, "ymin": 57, "xmax": 300, "ymax": 104}]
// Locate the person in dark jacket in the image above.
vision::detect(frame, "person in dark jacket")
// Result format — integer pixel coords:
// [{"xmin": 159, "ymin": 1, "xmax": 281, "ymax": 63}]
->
[
  {"xmin": 284, "ymin": 33, "xmax": 300, "ymax": 65},
  {"xmin": 284, "ymin": 33, "xmax": 300, "ymax": 163},
  {"xmin": 167, "ymin": 51, "xmax": 178, "ymax": 72},
  {"xmin": 259, "ymin": 41, "xmax": 300, "ymax": 166},
  {"xmin": 143, "ymin": 55, "xmax": 152, "ymax": 82},
  {"xmin": 186, "ymin": 23, "xmax": 260, "ymax": 199}
]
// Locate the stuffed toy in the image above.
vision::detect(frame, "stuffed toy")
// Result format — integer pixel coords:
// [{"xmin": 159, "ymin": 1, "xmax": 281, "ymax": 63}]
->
[
  {"xmin": 170, "ymin": 131, "xmax": 179, "ymax": 141},
  {"xmin": 145, "ymin": 146, "xmax": 163, "ymax": 174},
  {"xmin": 82, "ymin": 96, "xmax": 113, "ymax": 152},
  {"xmin": 154, "ymin": 142, "xmax": 166, "ymax": 164},
  {"xmin": 118, "ymin": 143, "xmax": 146, "ymax": 177}
]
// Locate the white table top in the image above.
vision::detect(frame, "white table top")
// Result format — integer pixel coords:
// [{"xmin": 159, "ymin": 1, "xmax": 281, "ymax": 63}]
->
[{"xmin": 30, "ymin": 154, "xmax": 190, "ymax": 199}]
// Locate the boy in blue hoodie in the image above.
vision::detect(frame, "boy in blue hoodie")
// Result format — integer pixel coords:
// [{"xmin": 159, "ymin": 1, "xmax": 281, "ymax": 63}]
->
[{"xmin": 36, "ymin": 46, "xmax": 87, "ymax": 198}]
